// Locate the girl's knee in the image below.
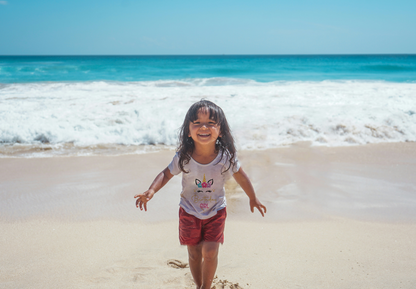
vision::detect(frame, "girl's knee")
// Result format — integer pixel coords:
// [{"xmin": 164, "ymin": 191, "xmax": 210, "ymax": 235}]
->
[
  {"xmin": 202, "ymin": 242, "xmax": 219, "ymax": 261},
  {"xmin": 187, "ymin": 244, "xmax": 203, "ymax": 261}
]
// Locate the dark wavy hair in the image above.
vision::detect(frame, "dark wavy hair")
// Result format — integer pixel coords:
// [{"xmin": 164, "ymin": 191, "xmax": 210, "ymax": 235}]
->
[{"xmin": 177, "ymin": 100, "xmax": 237, "ymax": 174}]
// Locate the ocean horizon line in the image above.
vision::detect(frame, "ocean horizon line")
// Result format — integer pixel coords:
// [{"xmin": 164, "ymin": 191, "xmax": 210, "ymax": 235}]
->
[{"xmin": 1, "ymin": 53, "xmax": 416, "ymax": 57}]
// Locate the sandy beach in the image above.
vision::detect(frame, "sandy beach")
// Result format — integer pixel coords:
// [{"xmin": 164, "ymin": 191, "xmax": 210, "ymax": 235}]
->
[{"xmin": 1, "ymin": 142, "xmax": 416, "ymax": 288}]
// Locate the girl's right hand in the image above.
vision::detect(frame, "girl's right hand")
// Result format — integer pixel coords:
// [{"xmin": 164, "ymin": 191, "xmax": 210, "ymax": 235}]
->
[{"xmin": 134, "ymin": 190, "xmax": 155, "ymax": 211}]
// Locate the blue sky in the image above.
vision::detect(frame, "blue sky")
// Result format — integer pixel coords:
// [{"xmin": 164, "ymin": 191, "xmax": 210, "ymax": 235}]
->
[{"xmin": 0, "ymin": 0, "xmax": 415, "ymax": 55}]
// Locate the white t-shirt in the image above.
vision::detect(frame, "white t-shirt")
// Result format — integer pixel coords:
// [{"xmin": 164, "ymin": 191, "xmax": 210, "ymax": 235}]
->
[{"xmin": 168, "ymin": 151, "xmax": 240, "ymax": 220}]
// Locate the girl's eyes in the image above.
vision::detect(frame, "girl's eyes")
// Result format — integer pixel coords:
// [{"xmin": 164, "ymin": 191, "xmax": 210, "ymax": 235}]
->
[{"xmin": 192, "ymin": 121, "xmax": 218, "ymax": 126}]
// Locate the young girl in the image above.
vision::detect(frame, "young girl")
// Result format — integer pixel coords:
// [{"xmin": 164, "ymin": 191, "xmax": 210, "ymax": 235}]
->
[{"xmin": 134, "ymin": 100, "xmax": 266, "ymax": 289}]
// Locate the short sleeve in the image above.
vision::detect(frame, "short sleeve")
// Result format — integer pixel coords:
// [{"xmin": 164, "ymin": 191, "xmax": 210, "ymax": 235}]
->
[
  {"xmin": 167, "ymin": 153, "xmax": 182, "ymax": 175},
  {"xmin": 232, "ymin": 157, "xmax": 241, "ymax": 174},
  {"xmin": 222, "ymin": 153, "xmax": 241, "ymax": 179}
]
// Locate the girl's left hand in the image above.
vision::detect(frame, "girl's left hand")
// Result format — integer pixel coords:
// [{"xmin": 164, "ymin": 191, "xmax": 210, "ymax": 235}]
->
[{"xmin": 249, "ymin": 197, "xmax": 267, "ymax": 217}]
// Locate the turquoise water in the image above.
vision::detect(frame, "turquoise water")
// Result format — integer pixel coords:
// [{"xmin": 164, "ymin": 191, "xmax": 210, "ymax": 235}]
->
[{"xmin": 1, "ymin": 55, "xmax": 416, "ymax": 83}]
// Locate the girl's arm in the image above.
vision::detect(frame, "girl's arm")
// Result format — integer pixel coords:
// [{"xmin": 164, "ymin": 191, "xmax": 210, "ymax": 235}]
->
[
  {"xmin": 233, "ymin": 167, "xmax": 267, "ymax": 217},
  {"xmin": 134, "ymin": 167, "xmax": 174, "ymax": 211}
]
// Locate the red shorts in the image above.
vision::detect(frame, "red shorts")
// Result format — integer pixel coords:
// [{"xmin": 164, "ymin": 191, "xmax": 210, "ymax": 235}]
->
[{"xmin": 179, "ymin": 207, "xmax": 227, "ymax": 246}]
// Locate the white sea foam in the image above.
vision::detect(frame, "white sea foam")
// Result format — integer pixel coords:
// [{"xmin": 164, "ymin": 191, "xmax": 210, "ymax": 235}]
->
[{"xmin": 1, "ymin": 79, "xmax": 415, "ymax": 157}]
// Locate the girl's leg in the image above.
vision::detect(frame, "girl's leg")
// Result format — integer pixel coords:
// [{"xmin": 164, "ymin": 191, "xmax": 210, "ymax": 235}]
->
[
  {"xmin": 187, "ymin": 243, "xmax": 203, "ymax": 288},
  {"xmin": 201, "ymin": 241, "xmax": 220, "ymax": 289}
]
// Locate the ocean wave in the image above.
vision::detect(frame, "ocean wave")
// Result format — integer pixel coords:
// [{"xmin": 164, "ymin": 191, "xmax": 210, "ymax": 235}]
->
[{"xmin": 1, "ymin": 79, "xmax": 416, "ymax": 157}]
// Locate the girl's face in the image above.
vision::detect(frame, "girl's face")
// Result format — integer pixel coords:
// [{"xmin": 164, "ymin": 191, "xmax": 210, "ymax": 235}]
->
[{"xmin": 188, "ymin": 109, "xmax": 221, "ymax": 147}]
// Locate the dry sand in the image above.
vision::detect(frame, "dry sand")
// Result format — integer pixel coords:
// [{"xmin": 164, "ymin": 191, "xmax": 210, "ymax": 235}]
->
[{"xmin": 1, "ymin": 142, "xmax": 416, "ymax": 288}]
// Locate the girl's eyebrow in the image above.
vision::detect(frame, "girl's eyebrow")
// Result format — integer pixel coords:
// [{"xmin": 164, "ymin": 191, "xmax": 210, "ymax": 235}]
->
[{"xmin": 192, "ymin": 120, "xmax": 218, "ymax": 123}]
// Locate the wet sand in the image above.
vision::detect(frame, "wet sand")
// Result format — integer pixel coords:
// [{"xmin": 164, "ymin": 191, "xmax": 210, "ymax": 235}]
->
[{"xmin": 1, "ymin": 142, "xmax": 416, "ymax": 288}]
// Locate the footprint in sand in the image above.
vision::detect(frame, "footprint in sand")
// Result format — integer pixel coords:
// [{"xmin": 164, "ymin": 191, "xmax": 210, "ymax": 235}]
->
[
  {"xmin": 211, "ymin": 278, "xmax": 244, "ymax": 289},
  {"xmin": 166, "ymin": 260, "xmax": 243, "ymax": 288},
  {"xmin": 167, "ymin": 259, "xmax": 189, "ymax": 269}
]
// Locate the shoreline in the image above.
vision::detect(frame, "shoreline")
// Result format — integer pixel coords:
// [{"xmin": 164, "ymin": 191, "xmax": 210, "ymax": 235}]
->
[{"xmin": 0, "ymin": 140, "xmax": 415, "ymax": 158}]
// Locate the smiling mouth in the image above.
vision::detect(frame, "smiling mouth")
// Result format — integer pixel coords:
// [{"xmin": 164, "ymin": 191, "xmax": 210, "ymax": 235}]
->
[{"xmin": 198, "ymin": 133, "xmax": 210, "ymax": 137}]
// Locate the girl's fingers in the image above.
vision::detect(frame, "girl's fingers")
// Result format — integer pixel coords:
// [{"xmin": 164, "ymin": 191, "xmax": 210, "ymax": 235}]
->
[
  {"xmin": 256, "ymin": 204, "xmax": 266, "ymax": 217},
  {"xmin": 257, "ymin": 206, "xmax": 264, "ymax": 217},
  {"xmin": 136, "ymin": 196, "xmax": 150, "ymax": 211}
]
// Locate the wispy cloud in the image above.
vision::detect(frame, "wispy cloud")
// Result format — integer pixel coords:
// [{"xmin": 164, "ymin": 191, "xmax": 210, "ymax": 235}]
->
[{"xmin": 0, "ymin": 1, "xmax": 8, "ymax": 5}]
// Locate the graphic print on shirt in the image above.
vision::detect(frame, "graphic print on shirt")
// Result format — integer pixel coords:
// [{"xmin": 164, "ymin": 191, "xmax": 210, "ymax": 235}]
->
[{"xmin": 192, "ymin": 174, "xmax": 217, "ymax": 211}]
